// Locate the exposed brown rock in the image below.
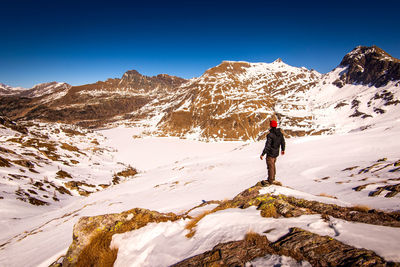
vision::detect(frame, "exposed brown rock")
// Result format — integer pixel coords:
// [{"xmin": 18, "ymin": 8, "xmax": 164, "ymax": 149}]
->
[
  {"xmin": 56, "ymin": 170, "xmax": 72, "ymax": 179},
  {"xmin": 336, "ymin": 45, "xmax": 400, "ymax": 87},
  {"xmin": 0, "ymin": 116, "xmax": 28, "ymax": 134},
  {"xmin": 369, "ymin": 183, "xmax": 400, "ymax": 198},
  {"xmin": 0, "ymin": 156, "xmax": 12, "ymax": 167},
  {"xmin": 64, "ymin": 181, "xmax": 95, "ymax": 196},
  {"xmin": 173, "ymin": 228, "xmax": 398, "ymax": 267},
  {"xmin": 13, "ymin": 159, "xmax": 35, "ymax": 168},
  {"xmin": 173, "ymin": 232, "xmax": 274, "ymax": 267},
  {"xmin": 272, "ymin": 227, "xmax": 397, "ymax": 267},
  {"xmin": 116, "ymin": 166, "xmax": 137, "ymax": 177}
]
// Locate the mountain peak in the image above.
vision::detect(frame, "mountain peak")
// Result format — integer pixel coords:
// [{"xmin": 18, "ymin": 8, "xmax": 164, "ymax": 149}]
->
[
  {"xmin": 204, "ymin": 61, "xmax": 251, "ymax": 76},
  {"xmin": 341, "ymin": 45, "xmax": 398, "ymax": 67},
  {"xmin": 333, "ymin": 45, "xmax": 400, "ymax": 87}
]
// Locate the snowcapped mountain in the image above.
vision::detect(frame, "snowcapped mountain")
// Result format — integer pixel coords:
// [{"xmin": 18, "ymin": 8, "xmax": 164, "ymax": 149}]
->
[
  {"xmin": 0, "ymin": 45, "xmax": 399, "ymax": 141},
  {"xmin": 333, "ymin": 45, "xmax": 400, "ymax": 88},
  {"xmin": 1, "ymin": 45, "xmax": 399, "ymax": 141},
  {"xmin": 0, "ymin": 83, "xmax": 25, "ymax": 95},
  {"xmin": 155, "ymin": 46, "xmax": 400, "ymax": 140},
  {"xmin": 156, "ymin": 59, "xmax": 325, "ymax": 140},
  {"xmin": 22, "ymin": 82, "xmax": 71, "ymax": 99},
  {"xmin": 0, "ymin": 72, "xmax": 187, "ymax": 127},
  {"xmin": 306, "ymin": 46, "xmax": 400, "ymax": 133},
  {"xmin": 0, "ymin": 81, "xmax": 70, "ymax": 99}
]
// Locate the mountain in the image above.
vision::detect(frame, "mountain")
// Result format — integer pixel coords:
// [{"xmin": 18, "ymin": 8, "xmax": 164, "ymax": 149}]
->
[
  {"xmin": 0, "ymin": 81, "xmax": 70, "ymax": 98},
  {"xmin": 0, "ymin": 45, "xmax": 399, "ymax": 139},
  {"xmin": 0, "ymin": 73, "xmax": 187, "ymax": 128},
  {"xmin": 0, "ymin": 83, "xmax": 24, "ymax": 95},
  {"xmin": 333, "ymin": 45, "xmax": 400, "ymax": 88},
  {"xmin": 307, "ymin": 46, "xmax": 400, "ymax": 134},
  {"xmin": 156, "ymin": 60, "xmax": 326, "ymax": 140}
]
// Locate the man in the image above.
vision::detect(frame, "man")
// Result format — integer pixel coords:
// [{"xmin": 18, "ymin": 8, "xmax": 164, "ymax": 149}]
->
[{"xmin": 260, "ymin": 120, "xmax": 285, "ymax": 185}]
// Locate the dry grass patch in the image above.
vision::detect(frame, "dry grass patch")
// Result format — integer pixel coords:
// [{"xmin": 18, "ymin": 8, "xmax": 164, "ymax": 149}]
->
[
  {"xmin": 260, "ymin": 204, "xmax": 278, "ymax": 218},
  {"xmin": 351, "ymin": 205, "xmax": 371, "ymax": 212},
  {"xmin": 70, "ymin": 209, "xmax": 182, "ymax": 266},
  {"xmin": 56, "ymin": 170, "xmax": 72, "ymax": 179},
  {"xmin": 185, "ymin": 210, "xmax": 212, "ymax": 238},
  {"xmin": 91, "ymin": 139, "xmax": 100, "ymax": 145},
  {"xmin": 61, "ymin": 127, "xmax": 86, "ymax": 136},
  {"xmin": 185, "ymin": 200, "xmax": 238, "ymax": 238},
  {"xmin": 60, "ymin": 142, "xmax": 80, "ymax": 152},
  {"xmin": 244, "ymin": 230, "xmax": 268, "ymax": 246},
  {"xmin": 76, "ymin": 232, "xmax": 118, "ymax": 267},
  {"xmin": 317, "ymin": 193, "xmax": 337, "ymax": 199},
  {"xmin": 116, "ymin": 166, "xmax": 137, "ymax": 177},
  {"xmin": 342, "ymin": 166, "xmax": 359, "ymax": 171}
]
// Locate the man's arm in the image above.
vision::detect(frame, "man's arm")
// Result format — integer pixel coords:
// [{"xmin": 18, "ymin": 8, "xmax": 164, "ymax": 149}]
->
[
  {"xmin": 260, "ymin": 135, "xmax": 272, "ymax": 160},
  {"xmin": 281, "ymin": 135, "xmax": 286, "ymax": 155}
]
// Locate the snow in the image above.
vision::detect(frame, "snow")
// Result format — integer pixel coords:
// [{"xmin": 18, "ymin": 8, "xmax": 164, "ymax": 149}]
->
[
  {"xmin": 111, "ymin": 208, "xmax": 400, "ymax": 266},
  {"xmin": 247, "ymin": 255, "xmax": 311, "ymax": 267},
  {"xmin": 1, "ymin": 120, "xmax": 399, "ymax": 266}
]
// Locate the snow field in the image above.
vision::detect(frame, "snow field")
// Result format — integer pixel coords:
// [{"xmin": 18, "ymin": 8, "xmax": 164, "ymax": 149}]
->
[{"xmin": 1, "ymin": 123, "xmax": 400, "ymax": 266}]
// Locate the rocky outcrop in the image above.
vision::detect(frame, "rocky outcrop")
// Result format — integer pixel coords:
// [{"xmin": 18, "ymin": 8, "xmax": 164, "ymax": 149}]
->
[
  {"xmin": 173, "ymin": 228, "xmax": 398, "ymax": 266},
  {"xmin": 334, "ymin": 45, "xmax": 400, "ymax": 88},
  {"xmin": 119, "ymin": 70, "xmax": 186, "ymax": 91},
  {"xmin": 61, "ymin": 208, "xmax": 183, "ymax": 267},
  {"xmin": 172, "ymin": 232, "xmax": 275, "ymax": 266},
  {"xmin": 202, "ymin": 183, "xmax": 400, "ymax": 227},
  {"xmin": 0, "ymin": 116, "xmax": 28, "ymax": 134},
  {"xmin": 56, "ymin": 182, "xmax": 400, "ymax": 266}
]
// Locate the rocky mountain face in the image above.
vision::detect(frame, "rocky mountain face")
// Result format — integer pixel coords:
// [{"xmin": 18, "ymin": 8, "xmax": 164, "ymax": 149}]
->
[
  {"xmin": 0, "ymin": 72, "xmax": 187, "ymax": 128},
  {"xmin": 1, "ymin": 45, "xmax": 399, "ymax": 140},
  {"xmin": 156, "ymin": 60, "xmax": 326, "ymax": 140},
  {"xmin": 333, "ymin": 45, "xmax": 400, "ymax": 88}
]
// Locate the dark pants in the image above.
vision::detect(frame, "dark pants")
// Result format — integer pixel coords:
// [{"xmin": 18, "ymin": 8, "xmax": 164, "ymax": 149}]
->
[{"xmin": 266, "ymin": 156, "xmax": 277, "ymax": 182}]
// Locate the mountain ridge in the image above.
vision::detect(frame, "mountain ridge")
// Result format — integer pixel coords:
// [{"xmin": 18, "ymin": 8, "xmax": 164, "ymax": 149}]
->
[{"xmin": 0, "ymin": 45, "xmax": 399, "ymax": 140}]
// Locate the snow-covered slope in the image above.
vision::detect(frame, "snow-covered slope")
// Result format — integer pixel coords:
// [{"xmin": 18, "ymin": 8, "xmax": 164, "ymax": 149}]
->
[
  {"xmin": 1, "ymin": 120, "xmax": 399, "ymax": 266},
  {"xmin": 308, "ymin": 69, "xmax": 400, "ymax": 133},
  {"xmin": 0, "ymin": 82, "xmax": 70, "ymax": 99},
  {"xmin": 0, "ymin": 118, "xmax": 136, "ymax": 220},
  {"xmin": 0, "ymin": 83, "xmax": 25, "ymax": 96}
]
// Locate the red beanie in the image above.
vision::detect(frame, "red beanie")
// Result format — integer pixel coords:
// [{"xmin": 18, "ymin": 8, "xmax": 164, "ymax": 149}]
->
[{"xmin": 270, "ymin": 120, "xmax": 277, "ymax": 128}]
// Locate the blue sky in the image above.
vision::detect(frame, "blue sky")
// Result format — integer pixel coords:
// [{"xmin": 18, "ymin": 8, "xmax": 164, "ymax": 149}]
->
[{"xmin": 1, "ymin": 0, "xmax": 399, "ymax": 88}]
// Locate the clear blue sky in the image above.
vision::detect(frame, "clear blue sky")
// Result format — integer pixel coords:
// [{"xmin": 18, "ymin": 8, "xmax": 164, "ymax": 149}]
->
[{"xmin": 1, "ymin": 0, "xmax": 399, "ymax": 88}]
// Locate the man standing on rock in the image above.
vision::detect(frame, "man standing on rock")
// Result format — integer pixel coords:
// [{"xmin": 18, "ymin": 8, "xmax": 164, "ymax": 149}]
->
[{"xmin": 260, "ymin": 120, "xmax": 285, "ymax": 185}]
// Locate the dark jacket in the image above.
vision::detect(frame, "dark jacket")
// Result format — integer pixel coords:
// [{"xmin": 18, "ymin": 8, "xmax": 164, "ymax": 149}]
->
[{"xmin": 261, "ymin": 128, "xmax": 285, "ymax": 158}]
